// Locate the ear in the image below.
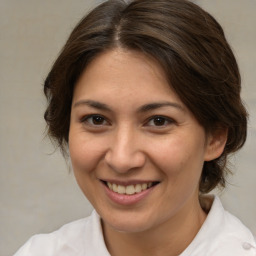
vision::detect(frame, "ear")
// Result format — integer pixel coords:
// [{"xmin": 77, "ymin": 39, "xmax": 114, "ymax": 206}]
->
[{"xmin": 204, "ymin": 127, "xmax": 228, "ymax": 161}]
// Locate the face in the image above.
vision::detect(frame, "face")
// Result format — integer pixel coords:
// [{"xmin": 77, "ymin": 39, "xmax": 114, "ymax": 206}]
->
[{"xmin": 69, "ymin": 49, "xmax": 220, "ymax": 233}]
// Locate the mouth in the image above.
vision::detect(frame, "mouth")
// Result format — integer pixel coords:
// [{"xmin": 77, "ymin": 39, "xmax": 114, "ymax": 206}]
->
[{"xmin": 101, "ymin": 180, "xmax": 160, "ymax": 196}]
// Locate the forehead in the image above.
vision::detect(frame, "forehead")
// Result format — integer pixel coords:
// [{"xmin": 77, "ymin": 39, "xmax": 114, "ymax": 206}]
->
[{"xmin": 73, "ymin": 49, "xmax": 182, "ymax": 104}]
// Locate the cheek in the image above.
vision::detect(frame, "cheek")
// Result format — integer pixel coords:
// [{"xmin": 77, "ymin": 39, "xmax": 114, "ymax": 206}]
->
[
  {"xmin": 69, "ymin": 134, "xmax": 105, "ymax": 175},
  {"xmin": 68, "ymin": 134, "xmax": 106, "ymax": 200},
  {"xmin": 149, "ymin": 135, "xmax": 205, "ymax": 178}
]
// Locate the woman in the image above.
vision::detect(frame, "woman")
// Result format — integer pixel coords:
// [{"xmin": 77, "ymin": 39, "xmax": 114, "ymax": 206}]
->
[{"xmin": 15, "ymin": 0, "xmax": 256, "ymax": 255}]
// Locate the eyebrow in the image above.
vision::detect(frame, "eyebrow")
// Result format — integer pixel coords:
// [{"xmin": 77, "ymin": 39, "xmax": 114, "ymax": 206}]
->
[
  {"xmin": 137, "ymin": 102, "xmax": 185, "ymax": 113},
  {"xmin": 73, "ymin": 100, "xmax": 112, "ymax": 111},
  {"xmin": 73, "ymin": 99, "xmax": 185, "ymax": 112}
]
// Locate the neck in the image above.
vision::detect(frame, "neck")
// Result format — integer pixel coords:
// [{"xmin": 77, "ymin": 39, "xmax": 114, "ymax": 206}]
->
[{"xmin": 102, "ymin": 195, "xmax": 207, "ymax": 256}]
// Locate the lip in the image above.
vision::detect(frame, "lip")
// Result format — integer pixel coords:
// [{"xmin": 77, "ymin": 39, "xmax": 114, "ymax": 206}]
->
[
  {"xmin": 100, "ymin": 180, "xmax": 159, "ymax": 206},
  {"xmin": 102, "ymin": 179, "xmax": 157, "ymax": 186}
]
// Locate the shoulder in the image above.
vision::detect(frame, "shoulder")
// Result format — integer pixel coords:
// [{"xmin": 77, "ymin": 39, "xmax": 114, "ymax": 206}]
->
[
  {"xmin": 211, "ymin": 212, "xmax": 256, "ymax": 255},
  {"xmin": 14, "ymin": 210, "xmax": 110, "ymax": 256},
  {"xmin": 181, "ymin": 195, "xmax": 256, "ymax": 256},
  {"xmin": 212, "ymin": 203, "xmax": 256, "ymax": 256}
]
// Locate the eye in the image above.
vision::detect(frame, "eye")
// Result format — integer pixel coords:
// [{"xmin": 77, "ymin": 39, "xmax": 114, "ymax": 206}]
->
[
  {"xmin": 146, "ymin": 116, "xmax": 174, "ymax": 127},
  {"xmin": 81, "ymin": 115, "xmax": 109, "ymax": 126}
]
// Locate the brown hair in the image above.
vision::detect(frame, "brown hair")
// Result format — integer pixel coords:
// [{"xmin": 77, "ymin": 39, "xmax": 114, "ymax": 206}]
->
[{"xmin": 44, "ymin": 0, "xmax": 248, "ymax": 193}]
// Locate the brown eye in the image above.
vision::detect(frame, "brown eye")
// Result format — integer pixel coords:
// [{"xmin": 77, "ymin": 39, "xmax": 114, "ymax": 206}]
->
[
  {"xmin": 82, "ymin": 115, "xmax": 108, "ymax": 126},
  {"xmin": 153, "ymin": 117, "xmax": 166, "ymax": 126},
  {"xmin": 91, "ymin": 116, "xmax": 105, "ymax": 125},
  {"xmin": 146, "ymin": 116, "xmax": 174, "ymax": 127}
]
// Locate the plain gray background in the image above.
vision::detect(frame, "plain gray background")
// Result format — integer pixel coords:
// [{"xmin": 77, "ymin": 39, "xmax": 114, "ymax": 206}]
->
[{"xmin": 0, "ymin": 1, "xmax": 255, "ymax": 255}]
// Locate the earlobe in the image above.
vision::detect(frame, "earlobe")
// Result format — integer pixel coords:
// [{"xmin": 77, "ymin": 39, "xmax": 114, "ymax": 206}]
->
[{"xmin": 204, "ymin": 127, "xmax": 228, "ymax": 161}]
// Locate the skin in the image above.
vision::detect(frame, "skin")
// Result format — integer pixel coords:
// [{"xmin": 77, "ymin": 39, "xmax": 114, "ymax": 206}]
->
[{"xmin": 69, "ymin": 49, "xmax": 227, "ymax": 256}]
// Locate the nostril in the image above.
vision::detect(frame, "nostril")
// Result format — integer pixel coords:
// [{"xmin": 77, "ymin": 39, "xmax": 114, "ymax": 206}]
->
[{"xmin": 105, "ymin": 152, "xmax": 146, "ymax": 173}]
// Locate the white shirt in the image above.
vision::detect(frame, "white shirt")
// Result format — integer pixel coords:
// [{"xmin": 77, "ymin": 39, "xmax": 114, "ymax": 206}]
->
[{"xmin": 14, "ymin": 196, "xmax": 256, "ymax": 256}]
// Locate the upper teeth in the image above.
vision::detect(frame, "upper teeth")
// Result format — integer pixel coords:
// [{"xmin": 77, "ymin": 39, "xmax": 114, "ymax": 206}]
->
[{"xmin": 107, "ymin": 182, "xmax": 153, "ymax": 195}]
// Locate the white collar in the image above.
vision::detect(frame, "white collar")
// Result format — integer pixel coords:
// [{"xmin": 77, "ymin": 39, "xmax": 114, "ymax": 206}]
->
[
  {"xmin": 64, "ymin": 195, "xmax": 256, "ymax": 255},
  {"xmin": 180, "ymin": 195, "xmax": 256, "ymax": 255}
]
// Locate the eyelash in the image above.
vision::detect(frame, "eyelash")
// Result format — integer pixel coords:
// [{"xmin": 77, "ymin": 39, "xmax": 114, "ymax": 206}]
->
[
  {"xmin": 145, "ymin": 115, "xmax": 175, "ymax": 127},
  {"xmin": 80, "ymin": 114, "xmax": 110, "ymax": 126},
  {"xmin": 80, "ymin": 114, "xmax": 175, "ymax": 128}
]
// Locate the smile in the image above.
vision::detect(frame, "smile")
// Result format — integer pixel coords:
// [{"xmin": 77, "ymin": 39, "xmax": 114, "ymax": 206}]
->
[
  {"xmin": 102, "ymin": 181, "xmax": 159, "ymax": 195},
  {"xmin": 108, "ymin": 182, "xmax": 154, "ymax": 195},
  {"xmin": 100, "ymin": 180, "xmax": 160, "ymax": 205}
]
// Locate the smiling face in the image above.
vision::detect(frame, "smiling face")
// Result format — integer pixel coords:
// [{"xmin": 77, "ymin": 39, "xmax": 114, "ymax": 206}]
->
[{"xmin": 69, "ymin": 49, "xmax": 223, "ymax": 234}]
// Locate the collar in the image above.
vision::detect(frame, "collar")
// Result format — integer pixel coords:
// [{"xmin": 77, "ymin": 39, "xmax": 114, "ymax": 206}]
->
[{"xmin": 180, "ymin": 195, "xmax": 256, "ymax": 255}]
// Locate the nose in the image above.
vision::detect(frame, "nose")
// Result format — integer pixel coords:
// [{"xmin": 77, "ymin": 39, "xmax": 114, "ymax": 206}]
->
[{"xmin": 104, "ymin": 126, "xmax": 146, "ymax": 173}]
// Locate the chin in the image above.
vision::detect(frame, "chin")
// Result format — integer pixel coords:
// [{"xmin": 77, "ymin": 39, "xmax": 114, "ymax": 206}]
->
[
  {"xmin": 101, "ymin": 209, "xmax": 157, "ymax": 234},
  {"xmin": 108, "ymin": 220, "xmax": 152, "ymax": 233}
]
